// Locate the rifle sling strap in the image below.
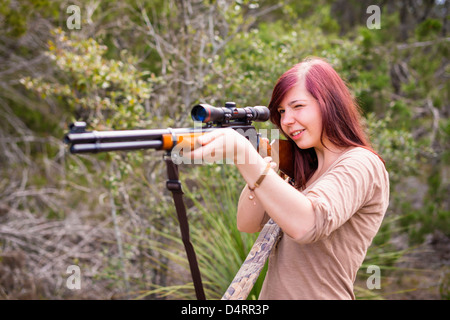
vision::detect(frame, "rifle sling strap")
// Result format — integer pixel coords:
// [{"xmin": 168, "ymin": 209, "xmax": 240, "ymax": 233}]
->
[{"xmin": 164, "ymin": 156, "xmax": 206, "ymax": 300}]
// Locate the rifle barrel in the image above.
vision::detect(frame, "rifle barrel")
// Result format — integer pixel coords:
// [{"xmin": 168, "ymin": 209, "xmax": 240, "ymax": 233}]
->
[
  {"xmin": 65, "ymin": 125, "xmax": 259, "ymax": 155},
  {"xmin": 65, "ymin": 128, "xmax": 176, "ymax": 144},
  {"xmin": 70, "ymin": 140, "xmax": 164, "ymax": 153}
]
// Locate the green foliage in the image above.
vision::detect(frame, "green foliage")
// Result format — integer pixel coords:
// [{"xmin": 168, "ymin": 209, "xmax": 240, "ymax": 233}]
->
[
  {"xmin": 415, "ymin": 19, "xmax": 442, "ymax": 40},
  {"xmin": 20, "ymin": 28, "xmax": 155, "ymax": 130},
  {"xmin": 365, "ymin": 111, "xmax": 425, "ymax": 186},
  {"xmin": 0, "ymin": 0, "xmax": 59, "ymax": 37}
]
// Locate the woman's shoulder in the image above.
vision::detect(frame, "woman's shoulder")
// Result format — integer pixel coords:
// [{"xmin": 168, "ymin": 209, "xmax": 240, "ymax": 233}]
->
[
  {"xmin": 335, "ymin": 146, "xmax": 388, "ymax": 176},
  {"xmin": 341, "ymin": 146, "xmax": 383, "ymax": 163}
]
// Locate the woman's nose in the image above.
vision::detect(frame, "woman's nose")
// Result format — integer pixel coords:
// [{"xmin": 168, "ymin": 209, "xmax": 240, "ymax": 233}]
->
[{"xmin": 281, "ymin": 109, "xmax": 295, "ymax": 126}]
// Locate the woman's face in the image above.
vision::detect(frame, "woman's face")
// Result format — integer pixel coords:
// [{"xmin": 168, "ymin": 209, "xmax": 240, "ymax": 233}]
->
[{"xmin": 277, "ymin": 79, "xmax": 324, "ymax": 151}]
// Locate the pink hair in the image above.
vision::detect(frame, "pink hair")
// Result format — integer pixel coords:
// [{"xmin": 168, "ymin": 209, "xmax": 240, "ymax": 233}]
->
[{"xmin": 269, "ymin": 57, "xmax": 383, "ymax": 189}]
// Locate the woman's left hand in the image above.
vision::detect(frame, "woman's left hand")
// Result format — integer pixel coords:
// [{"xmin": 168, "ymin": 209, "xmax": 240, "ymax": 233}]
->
[{"xmin": 184, "ymin": 128, "xmax": 251, "ymax": 164}]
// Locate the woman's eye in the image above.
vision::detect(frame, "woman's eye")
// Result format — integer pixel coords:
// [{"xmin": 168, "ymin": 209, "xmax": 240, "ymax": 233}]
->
[
  {"xmin": 294, "ymin": 104, "xmax": 304, "ymax": 108},
  {"xmin": 278, "ymin": 109, "xmax": 285, "ymax": 114}
]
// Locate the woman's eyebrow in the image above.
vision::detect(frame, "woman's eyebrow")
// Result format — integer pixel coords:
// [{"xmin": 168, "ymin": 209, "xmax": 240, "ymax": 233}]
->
[
  {"xmin": 287, "ymin": 99, "xmax": 308, "ymax": 106},
  {"xmin": 277, "ymin": 99, "xmax": 308, "ymax": 109}
]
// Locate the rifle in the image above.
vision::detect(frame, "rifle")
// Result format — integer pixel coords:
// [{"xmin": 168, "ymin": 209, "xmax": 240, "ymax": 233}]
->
[
  {"xmin": 65, "ymin": 102, "xmax": 294, "ymax": 175},
  {"xmin": 64, "ymin": 102, "xmax": 293, "ymax": 300}
]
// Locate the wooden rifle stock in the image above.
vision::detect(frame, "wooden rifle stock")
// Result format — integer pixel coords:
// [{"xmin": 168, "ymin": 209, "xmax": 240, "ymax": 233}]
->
[{"xmin": 258, "ymin": 138, "xmax": 294, "ymax": 180}]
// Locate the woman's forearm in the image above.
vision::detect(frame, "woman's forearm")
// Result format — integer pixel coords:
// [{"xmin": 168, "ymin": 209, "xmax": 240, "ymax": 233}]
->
[
  {"xmin": 235, "ymin": 143, "xmax": 315, "ymax": 240},
  {"xmin": 236, "ymin": 184, "xmax": 267, "ymax": 233}
]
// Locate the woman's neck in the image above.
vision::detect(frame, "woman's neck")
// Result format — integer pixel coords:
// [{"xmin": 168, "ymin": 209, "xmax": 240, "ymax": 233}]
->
[{"xmin": 306, "ymin": 142, "xmax": 350, "ymax": 188}]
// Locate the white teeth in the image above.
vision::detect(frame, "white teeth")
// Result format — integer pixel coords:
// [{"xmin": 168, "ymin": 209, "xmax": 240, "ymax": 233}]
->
[{"xmin": 292, "ymin": 129, "xmax": 304, "ymax": 136}]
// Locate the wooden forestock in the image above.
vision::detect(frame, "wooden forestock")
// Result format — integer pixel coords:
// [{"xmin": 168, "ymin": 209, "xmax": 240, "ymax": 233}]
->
[{"xmin": 258, "ymin": 138, "xmax": 294, "ymax": 180}]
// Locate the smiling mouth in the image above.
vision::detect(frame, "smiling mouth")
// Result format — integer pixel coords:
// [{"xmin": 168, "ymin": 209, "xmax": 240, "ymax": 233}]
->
[{"xmin": 291, "ymin": 129, "xmax": 305, "ymax": 138}]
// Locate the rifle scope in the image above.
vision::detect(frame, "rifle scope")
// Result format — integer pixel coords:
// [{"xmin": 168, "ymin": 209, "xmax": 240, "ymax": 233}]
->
[{"xmin": 191, "ymin": 102, "xmax": 270, "ymax": 124}]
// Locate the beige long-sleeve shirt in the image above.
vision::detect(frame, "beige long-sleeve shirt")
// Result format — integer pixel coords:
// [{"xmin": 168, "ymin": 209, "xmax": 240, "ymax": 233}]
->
[{"xmin": 259, "ymin": 147, "xmax": 390, "ymax": 300}]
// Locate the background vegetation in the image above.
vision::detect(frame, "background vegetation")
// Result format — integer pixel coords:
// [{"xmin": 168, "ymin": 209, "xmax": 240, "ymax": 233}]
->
[{"xmin": 0, "ymin": 0, "xmax": 448, "ymax": 299}]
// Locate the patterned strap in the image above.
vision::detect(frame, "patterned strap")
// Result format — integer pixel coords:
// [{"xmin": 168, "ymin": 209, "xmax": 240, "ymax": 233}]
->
[{"xmin": 221, "ymin": 219, "xmax": 281, "ymax": 300}]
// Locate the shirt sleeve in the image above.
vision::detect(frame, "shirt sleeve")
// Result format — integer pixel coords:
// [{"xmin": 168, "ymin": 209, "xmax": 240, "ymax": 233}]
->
[{"xmin": 292, "ymin": 149, "xmax": 385, "ymax": 244}]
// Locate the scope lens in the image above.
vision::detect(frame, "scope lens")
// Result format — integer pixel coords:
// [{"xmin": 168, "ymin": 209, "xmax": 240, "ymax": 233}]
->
[{"xmin": 191, "ymin": 105, "xmax": 208, "ymax": 122}]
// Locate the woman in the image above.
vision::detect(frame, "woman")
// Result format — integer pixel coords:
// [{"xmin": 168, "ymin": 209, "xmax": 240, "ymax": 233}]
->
[{"xmin": 187, "ymin": 57, "xmax": 389, "ymax": 299}]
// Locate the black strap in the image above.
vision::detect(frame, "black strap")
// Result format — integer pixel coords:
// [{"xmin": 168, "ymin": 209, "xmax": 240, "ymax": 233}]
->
[{"xmin": 164, "ymin": 155, "xmax": 206, "ymax": 300}]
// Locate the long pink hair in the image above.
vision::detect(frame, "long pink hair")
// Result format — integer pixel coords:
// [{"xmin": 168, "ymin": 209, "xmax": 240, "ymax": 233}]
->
[{"xmin": 269, "ymin": 57, "xmax": 383, "ymax": 189}]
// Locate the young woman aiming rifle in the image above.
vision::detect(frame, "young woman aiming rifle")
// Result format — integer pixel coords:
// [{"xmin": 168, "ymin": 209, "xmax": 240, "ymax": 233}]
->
[{"xmin": 185, "ymin": 57, "xmax": 389, "ymax": 300}]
